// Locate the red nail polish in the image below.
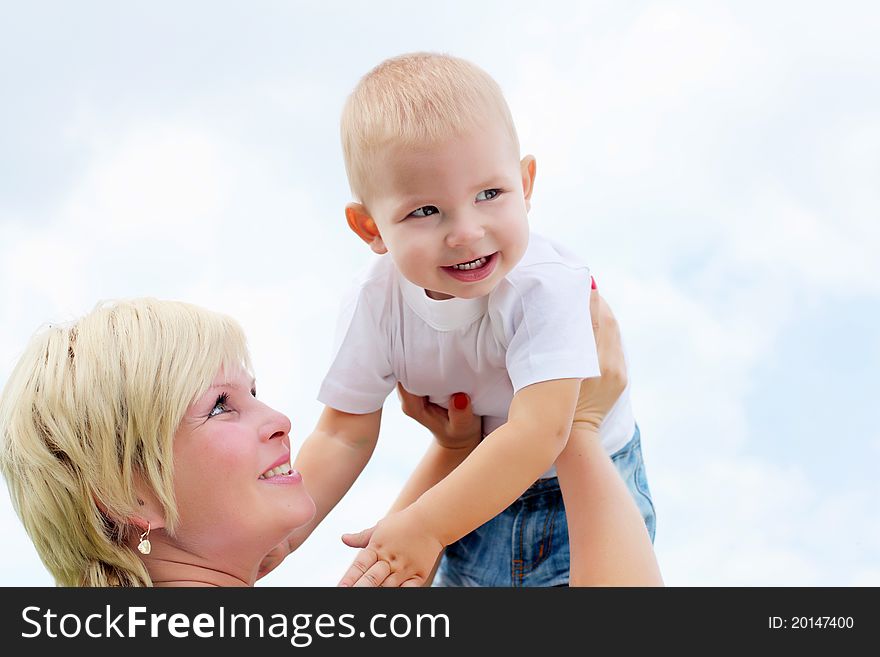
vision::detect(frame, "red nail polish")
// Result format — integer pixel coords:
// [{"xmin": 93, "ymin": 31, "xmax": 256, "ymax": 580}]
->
[
  {"xmin": 591, "ymin": 276, "xmax": 597, "ymax": 290},
  {"xmin": 452, "ymin": 393, "xmax": 468, "ymax": 410}
]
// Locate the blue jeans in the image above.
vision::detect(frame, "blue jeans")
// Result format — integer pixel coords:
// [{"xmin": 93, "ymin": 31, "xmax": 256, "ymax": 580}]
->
[{"xmin": 433, "ymin": 425, "xmax": 656, "ymax": 587}]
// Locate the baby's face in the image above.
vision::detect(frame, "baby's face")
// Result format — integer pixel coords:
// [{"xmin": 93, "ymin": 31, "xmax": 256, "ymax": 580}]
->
[{"xmin": 365, "ymin": 122, "xmax": 531, "ymax": 300}]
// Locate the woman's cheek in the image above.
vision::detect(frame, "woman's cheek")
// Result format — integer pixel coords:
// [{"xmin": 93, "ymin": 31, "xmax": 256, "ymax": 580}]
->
[
  {"xmin": 213, "ymin": 433, "xmax": 252, "ymax": 476},
  {"xmin": 191, "ymin": 429, "xmax": 251, "ymax": 481}
]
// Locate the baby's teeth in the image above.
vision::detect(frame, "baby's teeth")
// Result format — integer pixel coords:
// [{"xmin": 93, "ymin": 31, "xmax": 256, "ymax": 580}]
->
[{"xmin": 453, "ymin": 256, "xmax": 487, "ymax": 270}]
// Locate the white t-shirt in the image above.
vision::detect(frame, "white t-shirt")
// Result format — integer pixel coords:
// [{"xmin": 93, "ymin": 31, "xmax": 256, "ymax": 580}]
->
[{"xmin": 318, "ymin": 232, "xmax": 635, "ymax": 478}]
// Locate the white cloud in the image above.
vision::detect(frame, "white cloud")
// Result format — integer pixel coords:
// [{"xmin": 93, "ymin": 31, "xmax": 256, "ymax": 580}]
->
[
  {"xmin": 848, "ymin": 568, "xmax": 880, "ymax": 586},
  {"xmin": 715, "ymin": 190, "xmax": 880, "ymax": 299},
  {"xmin": 511, "ymin": 2, "xmax": 766, "ymax": 183},
  {"xmin": 656, "ymin": 458, "xmax": 815, "ymax": 585},
  {"xmin": 68, "ymin": 141, "xmax": 226, "ymax": 257}
]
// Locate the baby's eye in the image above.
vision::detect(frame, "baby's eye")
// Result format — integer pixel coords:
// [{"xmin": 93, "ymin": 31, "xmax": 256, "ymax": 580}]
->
[
  {"xmin": 476, "ymin": 189, "xmax": 501, "ymax": 201},
  {"xmin": 209, "ymin": 393, "xmax": 230, "ymax": 418},
  {"xmin": 409, "ymin": 205, "xmax": 439, "ymax": 218}
]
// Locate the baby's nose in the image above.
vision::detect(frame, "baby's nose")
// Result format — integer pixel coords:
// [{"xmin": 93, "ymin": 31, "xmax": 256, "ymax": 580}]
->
[{"xmin": 446, "ymin": 213, "xmax": 485, "ymax": 247}]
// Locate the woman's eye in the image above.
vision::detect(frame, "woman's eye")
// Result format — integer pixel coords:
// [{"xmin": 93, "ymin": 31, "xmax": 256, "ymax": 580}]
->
[
  {"xmin": 209, "ymin": 393, "xmax": 230, "ymax": 418},
  {"xmin": 409, "ymin": 205, "xmax": 439, "ymax": 218},
  {"xmin": 476, "ymin": 189, "xmax": 500, "ymax": 201}
]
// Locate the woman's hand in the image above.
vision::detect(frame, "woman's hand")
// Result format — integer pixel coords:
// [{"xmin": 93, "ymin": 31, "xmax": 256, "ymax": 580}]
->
[
  {"xmin": 557, "ymin": 283, "xmax": 664, "ymax": 586},
  {"xmin": 396, "ymin": 383, "xmax": 482, "ymax": 452},
  {"xmin": 572, "ymin": 286, "xmax": 628, "ymax": 433}
]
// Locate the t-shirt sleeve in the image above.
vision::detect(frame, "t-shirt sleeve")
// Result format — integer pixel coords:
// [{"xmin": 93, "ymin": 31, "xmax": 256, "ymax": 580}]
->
[
  {"xmin": 317, "ymin": 282, "xmax": 396, "ymax": 414},
  {"xmin": 500, "ymin": 263, "xmax": 600, "ymax": 394}
]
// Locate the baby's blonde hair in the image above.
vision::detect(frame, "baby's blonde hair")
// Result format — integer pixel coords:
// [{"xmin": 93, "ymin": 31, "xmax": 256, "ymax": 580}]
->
[
  {"xmin": 0, "ymin": 298, "xmax": 251, "ymax": 586},
  {"xmin": 341, "ymin": 52, "xmax": 520, "ymax": 203}
]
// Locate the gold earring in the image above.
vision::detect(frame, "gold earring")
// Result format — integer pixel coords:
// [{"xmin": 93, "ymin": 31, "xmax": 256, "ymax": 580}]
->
[{"xmin": 137, "ymin": 521, "xmax": 152, "ymax": 555}]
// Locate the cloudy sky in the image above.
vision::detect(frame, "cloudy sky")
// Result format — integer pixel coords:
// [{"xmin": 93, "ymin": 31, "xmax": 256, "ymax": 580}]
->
[{"xmin": 1, "ymin": 0, "xmax": 878, "ymax": 586}]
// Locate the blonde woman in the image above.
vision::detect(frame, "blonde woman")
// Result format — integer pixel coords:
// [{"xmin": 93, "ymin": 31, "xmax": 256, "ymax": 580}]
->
[
  {"xmin": 0, "ymin": 294, "xmax": 659, "ymax": 586},
  {"xmin": 0, "ymin": 298, "xmax": 315, "ymax": 586}
]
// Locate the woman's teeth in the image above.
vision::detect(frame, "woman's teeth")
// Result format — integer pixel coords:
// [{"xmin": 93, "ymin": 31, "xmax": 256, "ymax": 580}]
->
[
  {"xmin": 259, "ymin": 465, "xmax": 293, "ymax": 479},
  {"xmin": 451, "ymin": 256, "xmax": 488, "ymax": 270}
]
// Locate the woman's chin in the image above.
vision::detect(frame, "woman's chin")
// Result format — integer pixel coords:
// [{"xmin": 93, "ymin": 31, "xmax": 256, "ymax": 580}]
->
[
  {"xmin": 269, "ymin": 495, "xmax": 317, "ymax": 539},
  {"xmin": 286, "ymin": 496, "xmax": 317, "ymax": 530}
]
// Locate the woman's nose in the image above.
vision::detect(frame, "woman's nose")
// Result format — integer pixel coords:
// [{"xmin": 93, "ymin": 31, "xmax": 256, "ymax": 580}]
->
[{"xmin": 261, "ymin": 405, "xmax": 292, "ymax": 442}]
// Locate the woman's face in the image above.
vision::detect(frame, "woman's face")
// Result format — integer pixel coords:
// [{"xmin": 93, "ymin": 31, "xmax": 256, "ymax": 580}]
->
[{"xmin": 170, "ymin": 366, "xmax": 315, "ymax": 564}]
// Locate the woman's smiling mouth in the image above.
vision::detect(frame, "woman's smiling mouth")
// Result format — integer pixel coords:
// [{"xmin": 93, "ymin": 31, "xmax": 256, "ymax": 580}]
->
[
  {"xmin": 258, "ymin": 452, "xmax": 302, "ymax": 483},
  {"xmin": 258, "ymin": 466, "xmax": 303, "ymax": 484}
]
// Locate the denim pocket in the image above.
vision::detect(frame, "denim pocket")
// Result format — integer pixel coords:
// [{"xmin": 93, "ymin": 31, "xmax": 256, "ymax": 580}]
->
[
  {"xmin": 520, "ymin": 490, "xmax": 563, "ymax": 573},
  {"xmin": 611, "ymin": 428, "xmax": 657, "ymax": 542}
]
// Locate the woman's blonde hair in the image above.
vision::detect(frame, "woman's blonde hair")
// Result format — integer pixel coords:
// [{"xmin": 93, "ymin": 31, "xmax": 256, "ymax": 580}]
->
[
  {"xmin": 0, "ymin": 298, "xmax": 251, "ymax": 586},
  {"xmin": 340, "ymin": 51, "xmax": 520, "ymax": 203}
]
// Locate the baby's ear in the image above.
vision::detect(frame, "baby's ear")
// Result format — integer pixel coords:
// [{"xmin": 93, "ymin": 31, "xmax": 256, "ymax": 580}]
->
[
  {"xmin": 520, "ymin": 155, "xmax": 537, "ymax": 211},
  {"xmin": 345, "ymin": 203, "xmax": 387, "ymax": 255}
]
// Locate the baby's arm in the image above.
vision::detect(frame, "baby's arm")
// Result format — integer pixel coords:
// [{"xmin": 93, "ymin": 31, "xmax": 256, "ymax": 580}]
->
[
  {"xmin": 388, "ymin": 387, "xmax": 482, "ymax": 515},
  {"xmin": 415, "ymin": 379, "xmax": 580, "ymax": 536},
  {"xmin": 290, "ymin": 406, "xmax": 381, "ymax": 543},
  {"xmin": 339, "ymin": 386, "xmax": 481, "ymax": 585},
  {"xmin": 338, "ymin": 377, "xmax": 580, "ymax": 587},
  {"xmin": 256, "ymin": 406, "xmax": 380, "ymax": 578}
]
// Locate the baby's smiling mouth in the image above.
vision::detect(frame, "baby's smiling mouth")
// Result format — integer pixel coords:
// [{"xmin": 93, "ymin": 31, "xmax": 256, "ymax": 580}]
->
[
  {"xmin": 445, "ymin": 252, "xmax": 497, "ymax": 271},
  {"xmin": 440, "ymin": 252, "xmax": 499, "ymax": 284}
]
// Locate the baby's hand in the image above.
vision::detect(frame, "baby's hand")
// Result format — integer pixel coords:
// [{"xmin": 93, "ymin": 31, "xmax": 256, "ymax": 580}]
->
[
  {"xmin": 338, "ymin": 506, "xmax": 444, "ymax": 587},
  {"xmin": 397, "ymin": 383, "xmax": 482, "ymax": 451}
]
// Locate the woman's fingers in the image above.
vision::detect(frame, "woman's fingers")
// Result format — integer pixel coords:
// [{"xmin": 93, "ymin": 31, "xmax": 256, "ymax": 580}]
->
[
  {"xmin": 397, "ymin": 382, "xmax": 426, "ymax": 419},
  {"xmin": 590, "ymin": 292, "xmax": 626, "ymax": 398},
  {"xmin": 398, "ymin": 383, "xmax": 445, "ymax": 428},
  {"xmin": 448, "ymin": 392, "xmax": 474, "ymax": 433},
  {"xmin": 398, "ymin": 383, "xmax": 476, "ymax": 438},
  {"xmin": 573, "ymin": 283, "xmax": 628, "ymax": 430},
  {"xmin": 590, "ymin": 278, "xmax": 600, "ymax": 335}
]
